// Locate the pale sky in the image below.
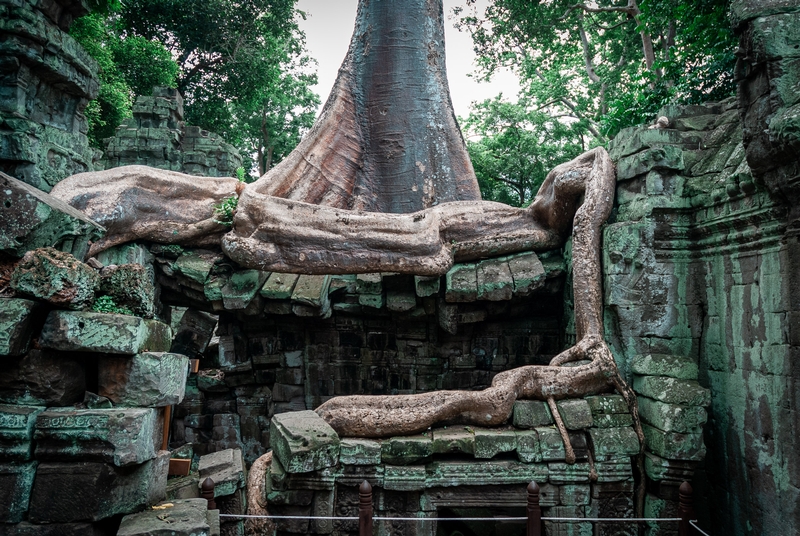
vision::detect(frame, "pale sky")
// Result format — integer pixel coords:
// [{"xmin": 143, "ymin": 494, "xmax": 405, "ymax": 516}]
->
[{"xmin": 295, "ymin": 0, "xmax": 520, "ymax": 120}]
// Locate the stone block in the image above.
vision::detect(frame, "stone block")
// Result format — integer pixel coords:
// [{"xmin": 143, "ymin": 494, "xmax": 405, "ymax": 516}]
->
[
  {"xmin": 642, "ymin": 424, "xmax": 706, "ymax": 461},
  {"xmin": 197, "ymin": 369, "xmax": 228, "ymax": 392},
  {"xmin": 560, "ymin": 484, "xmax": 591, "ymax": 506},
  {"xmin": 11, "ymin": 248, "xmax": 98, "ymax": 310},
  {"xmin": 96, "ymin": 243, "xmax": 154, "ymax": 267},
  {"xmin": 28, "ymin": 452, "xmax": 169, "ymax": 523},
  {"xmin": 0, "ymin": 298, "xmax": 42, "ymax": 356},
  {"xmin": 643, "ymin": 452, "xmax": 697, "ymax": 483},
  {"xmin": 548, "ymin": 462, "xmax": 592, "ymax": 484},
  {"xmin": 98, "ymin": 352, "xmax": 189, "ymax": 407},
  {"xmin": 414, "ymin": 275, "xmax": 440, "ymax": 297},
  {"xmin": 355, "ymin": 273, "xmax": 383, "ymax": 295},
  {"xmin": 637, "ymin": 397, "xmax": 707, "ymax": 433},
  {"xmin": 0, "ymin": 349, "xmax": 85, "ymax": 406},
  {"xmin": 118, "ymin": 498, "xmax": 212, "ymax": 536},
  {"xmin": 34, "ymin": 408, "xmax": 158, "ymax": 466},
  {"xmin": 339, "ymin": 438, "xmax": 381, "ymax": 465},
  {"xmin": 170, "ymin": 310, "xmax": 217, "ymax": 361},
  {"xmin": 0, "ymin": 405, "xmax": 44, "ymax": 461},
  {"xmin": 198, "ymin": 448, "xmax": 245, "ymax": 498},
  {"xmin": 260, "ymin": 272, "xmax": 299, "ymax": 299},
  {"xmin": 536, "ymin": 428, "xmax": 588, "ymax": 462},
  {"xmin": 270, "ymin": 411, "xmax": 340, "ymax": 473},
  {"xmin": 445, "ymin": 263, "xmax": 478, "ymax": 302},
  {"xmin": 591, "ymin": 413, "xmax": 634, "ymax": 428},
  {"xmin": 383, "ymin": 464, "xmax": 426, "ymax": 491},
  {"xmin": 588, "ymin": 427, "xmax": 641, "ymax": 457},
  {"xmin": 0, "ymin": 172, "xmax": 104, "ymax": 258},
  {"xmin": 381, "ymin": 434, "xmax": 433, "ymax": 465},
  {"xmin": 556, "ymin": 399, "xmax": 593, "ymax": 429},
  {"xmin": 0, "ymin": 461, "xmax": 36, "ymax": 523},
  {"xmin": 616, "ymin": 146, "xmax": 685, "ymax": 180},
  {"xmin": 0, "ymin": 521, "xmax": 99, "ymax": 535},
  {"xmin": 476, "ymin": 257, "xmax": 513, "ymax": 301},
  {"xmin": 174, "ymin": 252, "xmax": 216, "ymax": 284},
  {"xmin": 431, "ymin": 425, "xmax": 475, "ymax": 455},
  {"xmin": 585, "ymin": 395, "xmax": 629, "ymax": 415},
  {"xmin": 222, "ymin": 270, "xmax": 269, "ymax": 310},
  {"xmin": 40, "ymin": 311, "xmax": 171, "ymax": 355},
  {"xmin": 98, "ymin": 263, "xmax": 156, "ymax": 318},
  {"xmin": 513, "ymin": 400, "xmax": 554, "ymax": 428},
  {"xmin": 515, "ymin": 429, "xmax": 542, "ymax": 463},
  {"xmin": 167, "ymin": 474, "xmax": 201, "ymax": 500},
  {"xmin": 474, "ymin": 428, "xmax": 517, "ymax": 459},
  {"xmin": 633, "ymin": 376, "xmax": 711, "ymax": 407},
  {"xmin": 507, "ymin": 252, "xmax": 546, "ymax": 295},
  {"xmin": 631, "ymin": 354, "xmax": 699, "ymax": 380},
  {"xmin": 386, "ymin": 290, "xmax": 417, "ymax": 312}
]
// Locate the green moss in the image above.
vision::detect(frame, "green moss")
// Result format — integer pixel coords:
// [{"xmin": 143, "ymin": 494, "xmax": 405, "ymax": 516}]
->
[{"xmin": 91, "ymin": 295, "xmax": 134, "ymax": 316}]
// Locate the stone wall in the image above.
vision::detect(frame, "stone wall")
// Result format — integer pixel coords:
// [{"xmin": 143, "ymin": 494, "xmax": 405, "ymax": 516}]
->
[
  {"xmin": 602, "ymin": 1, "xmax": 800, "ymax": 526},
  {"xmin": 100, "ymin": 87, "xmax": 242, "ymax": 177},
  {"xmin": 0, "ymin": 0, "xmax": 101, "ymax": 192}
]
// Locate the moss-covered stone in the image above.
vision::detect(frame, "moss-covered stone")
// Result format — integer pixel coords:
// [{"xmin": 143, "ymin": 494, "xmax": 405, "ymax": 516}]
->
[
  {"xmin": 118, "ymin": 498, "xmax": 212, "ymax": 536},
  {"xmin": 633, "ymin": 376, "xmax": 711, "ymax": 407},
  {"xmin": 174, "ymin": 253, "xmax": 215, "ymax": 284},
  {"xmin": 381, "ymin": 434, "xmax": 433, "ymax": 465},
  {"xmin": 642, "ymin": 423, "xmax": 706, "ymax": 461},
  {"xmin": 0, "ymin": 461, "xmax": 37, "ymax": 523},
  {"xmin": 198, "ymin": 448, "xmax": 245, "ymax": 498},
  {"xmin": 339, "ymin": 438, "xmax": 382, "ymax": 465},
  {"xmin": 431, "ymin": 426, "xmax": 475, "ymax": 455},
  {"xmin": 445, "ymin": 263, "xmax": 478, "ymax": 302},
  {"xmin": 222, "ymin": 269, "xmax": 269, "ymax": 310},
  {"xmin": 0, "ymin": 349, "xmax": 85, "ymax": 406},
  {"xmin": 473, "ymin": 428, "xmax": 517, "ymax": 459},
  {"xmin": 34, "ymin": 408, "xmax": 158, "ymax": 467},
  {"xmin": 513, "ymin": 400, "xmax": 553, "ymax": 428},
  {"xmin": 11, "ymin": 248, "xmax": 98, "ymax": 310},
  {"xmin": 476, "ymin": 257, "xmax": 513, "ymax": 301},
  {"xmin": 98, "ymin": 352, "xmax": 189, "ymax": 407},
  {"xmin": 0, "ymin": 405, "xmax": 44, "ymax": 462},
  {"xmin": 588, "ymin": 427, "xmax": 641, "ymax": 458},
  {"xmin": 0, "ymin": 298, "xmax": 41, "ymax": 356},
  {"xmin": 515, "ymin": 429, "xmax": 542, "ymax": 463},
  {"xmin": 507, "ymin": 251, "xmax": 546, "ymax": 296},
  {"xmin": 556, "ymin": 399, "xmax": 593, "ymax": 429},
  {"xmin": 40, "ymin": 310, "xmax": 170, "ymax": 355},
  {"xmin": 270, "ymin": 411, "xmax": 340, "ymax": 473},
  {"xmin": 637, "ymin": 397, "xmax": 707, "ymax": 433},
  {"xmin": 98, "ymin": 263, "xmax": 156, "ymax": 318},
  {"xmin": 631, "ymin": 354, "xmax": 699, "ymax": 380}
]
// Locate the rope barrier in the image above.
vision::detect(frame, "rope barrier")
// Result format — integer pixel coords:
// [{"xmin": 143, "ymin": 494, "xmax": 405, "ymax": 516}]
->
[
  {"xmin": 690, "ymin": 519, "xmax": 712, "ymax": 536},
  {"xmin": 219, "ymin": 513, "xmax": 682, "ymax": 523}
]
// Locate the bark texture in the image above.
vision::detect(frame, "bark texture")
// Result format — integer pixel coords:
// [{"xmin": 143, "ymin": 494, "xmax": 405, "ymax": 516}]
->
[
  {"xmin": 49, "ymin": 165, "xmax": 240, "ymax": 258},
  {"xmin": 245, "ymin": 452, "xmax": 275, "ymax": 535},
  {"xmin": 246, "ymin": 0, "xmax": 480, "ymax": 212}
]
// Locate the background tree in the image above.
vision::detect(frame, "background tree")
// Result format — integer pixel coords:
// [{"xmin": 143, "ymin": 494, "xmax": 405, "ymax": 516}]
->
[
  {"xmin": 463, "ymin": 97, "xmax": 586, "ymax": 207},
  {"xmin": 456, "ymin": 0, "xmax": 736, "ymax": 141}
]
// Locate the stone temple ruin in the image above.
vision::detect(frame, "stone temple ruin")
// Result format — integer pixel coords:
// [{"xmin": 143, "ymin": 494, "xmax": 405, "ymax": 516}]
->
[{"xmin": 1, "ymin": 0, "xmax": 800, "ymax": 536}]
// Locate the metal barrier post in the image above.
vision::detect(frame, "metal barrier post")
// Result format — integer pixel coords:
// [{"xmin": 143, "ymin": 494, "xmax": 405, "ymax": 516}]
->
[
  {"xmin": 527, "ymin": 481, "xmax": 542, "ymax": 536},
  {"xmin": 678, "ymin": 481, "xmax": 695, "ymax": 536},
  {"xmin": 359, "ymin": 480, "xmax": 373, "ymax": 536},
  {"xmin": 201, "ymin": 477, "xmax": 216, "ymax": 510}
]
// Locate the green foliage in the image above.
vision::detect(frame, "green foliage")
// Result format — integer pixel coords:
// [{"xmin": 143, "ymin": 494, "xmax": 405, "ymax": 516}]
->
[
  {"xmin": 118, "ymin": 0, "xmax": 319, "ymax": 173},
  {"xmin": 457, "ymin": 0, "xmax": 737, "ymax": 141},
  {"xmin": 70, "ymin": 10, "xmax": 178, "ymax": 148},
  {"xmin": 92, "ymin": 295, "xmax": 134, "ymax": 316},
  {"xmin": 213, "ymin": 196, "xmax": 238, "ymax": 227},
  {"xmin": 463, "ymin": 97, "xmax": 586, "ymax": 206}
]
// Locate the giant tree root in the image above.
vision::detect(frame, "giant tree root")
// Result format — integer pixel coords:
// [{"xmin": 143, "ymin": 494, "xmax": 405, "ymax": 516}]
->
[{"xmin": 245, "ymin": 451, "xmax": 275, "ymax": 535}]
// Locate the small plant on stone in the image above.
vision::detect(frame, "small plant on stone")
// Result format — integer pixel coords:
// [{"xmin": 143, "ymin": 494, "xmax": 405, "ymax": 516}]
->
[
  {"xmin": 213, "ymin": 195, "xmax": 238, "ymax": 227},
  {"xmin": 92, "ymin": 295, "xmax": 134, "ymax": 316}
]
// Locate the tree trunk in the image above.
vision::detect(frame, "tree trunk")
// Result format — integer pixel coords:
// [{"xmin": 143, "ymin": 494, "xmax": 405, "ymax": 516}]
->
[{"xmin": 244, "ymin": 0, "xmax": 481, "ymax": 213}]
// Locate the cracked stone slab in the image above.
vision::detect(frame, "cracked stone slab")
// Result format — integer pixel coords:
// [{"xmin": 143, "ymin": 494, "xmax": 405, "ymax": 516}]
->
[{"xmin": 270, "ymin": 410, "xmax": 340, "ymax": 473}]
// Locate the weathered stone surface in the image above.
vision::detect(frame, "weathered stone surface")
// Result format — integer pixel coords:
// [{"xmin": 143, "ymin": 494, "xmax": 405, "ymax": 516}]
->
[
  {"xmin": 637, "ymin": 397, "xmax": 707, "ymax": 433},
  {"xmin": 507, "ymin": 251, "xmax": 546, "ymax": 295},
  {"xmin": 260, "ymin": 272, "xmax": 299, "ymax": 299},
  {"xmin": 643, "ymin": 452, "xmax": 697, "ymax": 483},
  {"xmin": 222, "ymin": 270, "xmax": 269, "ymax": 310},
  {"xmin": 96, "ymin": 243, "xmax": 155, "ymax": 267},
  {"xmin": 170, "ymin": 308, "xmax": 217, "ymax": 358},
  {"xmin": 270, "ymin": 411, "xmax": 340, "ymax": 473},
  {"xmin": 99, "ymin": 263, "xmax": 156, "ymax": 318},
  {"xmin": 556, "ymin": 399, "xmax": 593, "ymax": 429},
  {"xmin": 585, "ymin": 394, "xmax": 629, "ymax": 415},
  {"xmin": 0, "ymin": 349, "xmax": 85, "ymax": 406},
  {"xmin": 0, "ymin": 461, "xmax": 36, "ymax": 523},
  {"xmin": 430, "ymin": 426, "xmax": 475, "ymax": 455},
  {"xmin": 11, "ymin": 248, "xmax": 98, "ymax": 309},
  {"xmin": 0, "ymin": 172, "xmax": 104, "ymax": 258},
  {"xmin": 0, "ymin": 405, "xmax": 44, "ymax": 461},
  {"xmin": 167, "ymin": 474, "xmax": 201, "ymax": 500},
  {"xmin": 175, "ymin": 252, "xmax": 215, "ymax": 285},
  {"xmin": 381, "ymin": 434, "xmax": 433, "ymax": 465},
  {"xmin": 197, "ymin": 369, "xmax": 227, "ymax": 393},
  {"xmin": 515, "ymin": 429, "xmax": 542, "ymax": 463},
  {"xmin": 28, "ymin": 452, "xmax": 169, "ymax": 523},
  {"xmin": 476, "ymin": 257, "xmax": 513, "ymax": 301},
  {"xmin": 631, "ymin": 354, "xmax": 699, "ymax": 380},
  {"xmin": 588, "ymin": 427, "xmax": 641, "ymax": 458},
  {"xmin": 198, "ymin": 448, "xmax": 245, "ymax": 498},
  {"xmin": 414, "ymin": 275, "xmax": 440, "ymax": 297},
  {"xmin": 426, "ymin": 460, "xmax": 548, "ymax": 487},
  {"xmin": 34, "ymin": 408, "xmax": 158, "ymax": 466},
  {"xmin": 40, "ymin": 311, "xmax": 172, "ymax": 355},
  {"xmin": 633, "ymin": 376, "xmax": 711, "ymax": 407},
  {"xmin": 616, "ymin": 146, "xmax": 684, "ymax": 180},
  {"xmin": 513, "ymin": 400, "xmax": 554, "ymax": 428},
  {"xmin": 117, "ymin": 498, "xmax": 213, "ymax": 536},
  {"xmin": 0, "ymin": 521, "xmax": 100, "ymax": 536},
  {"xmin": 0, "ymin": 298, "xmax": 41, "ymax": 355},
  {"xmin": 98, "ymin": 352, "xmax": 189, "ymax": 407},
  {"xmin": 445, "ymin": 263, "xmax": 477, "ymax": 302},
  {"xmin": 474, "ymin": 428, "xmax": 517, "ymax": 459},
  {"xmin": 642, "ymin": 424, "xmax": 706, "ymax": 461},
  {"xmin": 339, "ymin": 438, "xmax": 381, "ymax": 465}
]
